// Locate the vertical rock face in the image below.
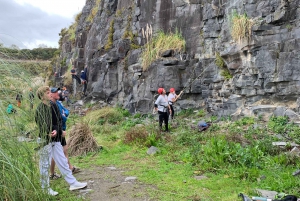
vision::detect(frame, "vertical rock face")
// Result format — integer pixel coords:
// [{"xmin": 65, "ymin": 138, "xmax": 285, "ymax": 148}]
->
[{"xmin": 59, "ymin": 0, "xmax": 300, "ymax": 117}]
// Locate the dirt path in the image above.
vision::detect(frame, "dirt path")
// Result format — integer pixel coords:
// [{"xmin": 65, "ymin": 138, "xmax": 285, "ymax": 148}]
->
[{"xmin": 74, "ymin": 166, "xmax": 155, "ymax": 201}]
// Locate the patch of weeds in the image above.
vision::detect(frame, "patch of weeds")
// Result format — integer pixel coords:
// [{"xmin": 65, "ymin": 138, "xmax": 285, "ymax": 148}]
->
[
  {"xmin": 234, "ymin": 117, "xmax": 255, "ymax": 126},
  {"xmin": 121, "ymin": 119, "xmax": 137, "ymax": 130},
  {"xmin": 267, "ymin": 115, "xmax": 289, "ymax": 134},
  {"xmin": 115, "ymin": 8, "xmax": 124, "ymax": 18},
  {"xmin": 230, "ymin": 10, "xmax": 254, "ymax": 42},
  {"xmin": 177, "ymin": 108, "xmax": 194, "ymax": 117},
  {"xmin": 133, "ymin": 113, "xmax": 141, "ymax": 119},
  {"xmin": 286, "ymin": 24, "xmax": 292, "ymax": 32},
  {"xmin": 87, "ymin": 0, "xmax": 101, "ymax": 22},
  {"xmin": 197, "ymin": 109, "xmax": 206, "ymax": 117},
  {"xmin": 84, "ymin": 107, "xmax": 123, "ymax": 125},
  {"xmin": 215, "ymin": 52, "xmax": 224, "ymax": 68},
  {"xmin": 105, "ymin": 20, "xmax": 115, "ymax": 50},
  {"xmin": 221, "ymin": 69, "xmax": 233, "ymax": 79},
  {"xmin": 124, "ymin": 127, "xmax": 159, "ymax": 147},
  {"xmin": 215, "ymin": 52, "xmax": 232, "ymax": 80},
  {"xmin": 209, "ymin": 115, "xmax": 218, "ymax": 122},
  {"xmin": 141, "ymin": 30, "xmax": 185, "ymax": 71}
]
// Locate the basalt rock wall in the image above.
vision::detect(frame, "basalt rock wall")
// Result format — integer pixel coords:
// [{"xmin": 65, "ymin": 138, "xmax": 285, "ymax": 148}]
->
[{"xmin": 58, "ymin": 0, "xmax": 300, "ymax": 119}]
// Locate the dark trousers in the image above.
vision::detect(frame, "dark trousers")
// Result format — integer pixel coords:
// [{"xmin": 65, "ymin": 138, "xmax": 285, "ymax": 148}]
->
[
  {"xmin": 169, "ymin": 105, "xmax": 174, "ymax": 119},
  {"xmin": 72, "ymin": 75, "xmax": 81, "ymax": 84},
  {"xmin": 82, "ymin": 82, "xmax": 87, "ymax": 95},
  {"xmin": 158, "ymin": 111, "xmax": 169, "ymax": 131}
]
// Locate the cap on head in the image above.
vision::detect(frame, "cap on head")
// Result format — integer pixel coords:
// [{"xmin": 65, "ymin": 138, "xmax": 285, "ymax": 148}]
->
[
  {"xmin": 50, "ymin": 87, "xmax": 60, "ymax": 93},
  {"xmin": 157, "ymin": 88, "xmax": 164, "ymax": 94},
  {"xmin": 81, "ymin": 70, "xmax": 84, "ymax": 73},
  {"xmin": 170, "ymin": 88, "xmax": 175, "ymax": 93}
]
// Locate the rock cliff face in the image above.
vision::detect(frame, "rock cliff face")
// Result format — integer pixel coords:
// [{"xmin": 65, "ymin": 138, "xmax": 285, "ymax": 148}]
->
[{"xmin": 58, "ymin": 0, "xmax": 300, "ymax": 120}]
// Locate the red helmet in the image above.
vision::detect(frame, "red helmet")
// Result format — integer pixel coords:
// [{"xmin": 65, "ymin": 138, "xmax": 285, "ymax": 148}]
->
[
  {"xmin": 157, "ymin": 88, "xmax": 164, "ymax": 94},
  {"xmin": 170, "ymin": 88, "xmax": 175, "ymax": 92}
]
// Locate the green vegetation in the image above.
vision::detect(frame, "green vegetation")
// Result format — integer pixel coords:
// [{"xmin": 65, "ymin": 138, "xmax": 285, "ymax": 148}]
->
[
  {"xmin": 68, "ymin": 23, "xmax": 77, "ymax": 45},
  {"xmin": 68, "ymin": 107, "xmax": 300, "ymax": 200},
  {"xmin": 0, "ymin": 58, "xmax": 79, "ymax": 200},
  {"xmin": 230, "ymin": 10, "xmax": 254, "ymax": 42},
  {"xmin": 141, "ymin": 30, "xmax": 185, "ymax": 71},
  {"xmin": 215, "ymin": 52, "xmax": 232, "ymax": 80},
  {"xmin": 0, "ymin": 46, "xmax": 58, "ymax": 60},
  {"xmin": 1, "ymin": 47, "xmax": 300, "ymax": 200},
  {"xmin": 104, "ymin": 20, "xmax": 115, "ymax": 50},
  {"xmin": 87, "ymin": 0, "xmax": 101, "ymax": 22}
]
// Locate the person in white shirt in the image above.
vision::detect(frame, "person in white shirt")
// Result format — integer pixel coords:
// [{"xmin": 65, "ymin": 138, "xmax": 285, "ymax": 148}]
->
[
  {"xmin": 168, "ymin": 88, "xmax": 178, "ymax": 119},
  {"xmin": 154, "ymin": 88, "xmax": 171, "ymax": 132}
]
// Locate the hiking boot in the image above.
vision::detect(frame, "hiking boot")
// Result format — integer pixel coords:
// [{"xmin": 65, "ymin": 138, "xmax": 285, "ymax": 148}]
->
[
  {"xmin": 72, "ymin": 167, "xmax": 81, "ymax": 174},
  {"xmin": 47, "ymin": 188, "xmax": 58, "ymax": 196},
  {"xmin": 69, "ymin": 181, "xmax": 87, "ymax": 191},
  {"xmin": 49, "ymin": 173, "xmax": 61, "ymax": 180}
]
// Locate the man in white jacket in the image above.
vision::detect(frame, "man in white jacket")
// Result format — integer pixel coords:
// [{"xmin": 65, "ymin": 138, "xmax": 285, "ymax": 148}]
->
[{"xmin": 154, "ymin": 88, "xmax": 171, "ymax": 132}]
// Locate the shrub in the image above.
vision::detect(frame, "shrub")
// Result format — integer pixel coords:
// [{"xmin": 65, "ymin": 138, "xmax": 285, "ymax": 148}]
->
[
  {"xmin": 141, "ymin": 30, "xmax": 185, "ymax": 71},
  {"xmin": 230, "ymin": 10, "xmax": 254, "ymax": 42}
]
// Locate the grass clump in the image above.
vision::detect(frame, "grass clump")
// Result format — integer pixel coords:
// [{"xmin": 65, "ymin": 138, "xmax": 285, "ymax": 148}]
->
[
  {"xmin": 105, "ymin": 20, "xmax": 115, "ymax": 50},
  {"xmin": 230, "ymin": 10, "xmax": 254, "ymax": 42},
  {"xmin": 84, "ymin": 106, "xmax": 123, "ymax": 125},
  {"xmin": 87, "ymin": 0, "xmax": 101, "ymax": 22},
  {"xmin": 68, "ymin": 123, "xmax": 98, "ymax": 156},
  {"xmin": 215, "ymin": 52, "xmax": 232, "ymax": 80},
  {"xmin": 124, "ymin": 126, "xmax": 151, "ymax": 146},
  {"xmin": 141, "ymin": 30, "xmax": 185, "ymax": 71}
]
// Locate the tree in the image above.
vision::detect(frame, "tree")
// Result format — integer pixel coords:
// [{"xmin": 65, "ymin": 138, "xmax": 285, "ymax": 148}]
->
[{"xmin": 38, "ymin": 44, "xmax": 48, "ymax": 48}]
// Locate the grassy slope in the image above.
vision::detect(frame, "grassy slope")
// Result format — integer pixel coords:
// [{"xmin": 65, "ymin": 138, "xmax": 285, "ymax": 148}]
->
[{"xmin": 68, "ymin": 107, "xmax": 300, "ymax": 201}]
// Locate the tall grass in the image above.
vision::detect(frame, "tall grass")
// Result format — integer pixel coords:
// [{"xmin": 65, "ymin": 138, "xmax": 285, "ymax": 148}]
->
[
  {"xmin": 0, "ymin": 50, "xmax": 51, "ymax": 200},
  {"xmin": 141, "ymin": 30, "xmax": 185, "ymax": 71},
  {"xmin": 230, "ymin": 10, "xmax": 254, "ymax": 42}
]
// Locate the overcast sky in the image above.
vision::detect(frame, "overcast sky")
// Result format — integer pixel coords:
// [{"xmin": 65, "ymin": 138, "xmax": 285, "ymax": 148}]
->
[{"xmin": 0, "ymin": 0, "xmax": 86, "ymax": 49}]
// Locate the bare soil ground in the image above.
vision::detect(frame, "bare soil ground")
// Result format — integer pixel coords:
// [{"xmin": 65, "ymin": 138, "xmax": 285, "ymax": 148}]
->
[{"xmin": 74, "ymin": 166, "xmax": 156, "ymax": 201}]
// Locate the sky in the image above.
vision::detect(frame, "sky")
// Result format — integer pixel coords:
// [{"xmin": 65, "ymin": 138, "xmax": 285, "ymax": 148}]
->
[{"xmin": 0, "ymin": 0, "xmax": 86, "ymax": 49}]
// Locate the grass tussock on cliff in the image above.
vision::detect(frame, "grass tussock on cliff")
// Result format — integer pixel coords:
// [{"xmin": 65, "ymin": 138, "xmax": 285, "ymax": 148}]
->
[
  {"xmin": 230, "ymin": 10, "xmax": 254, "ymax": 42},
  {"xmin": 141, "ymin": 31, "xmax": 185, "ymax": 71}
]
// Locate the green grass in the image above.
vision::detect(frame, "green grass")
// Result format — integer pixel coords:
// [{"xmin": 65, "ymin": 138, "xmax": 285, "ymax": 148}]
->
[
  {"xmin": 2, "ymin": 51, "xmax": 300, "ymax": 200},
  {"xmin": 141, "ymin": 30, "xmax": 185, "ymax": 71},
  {"xmin": 67, "ymin": 107, "xmax": 300, "ymax": 200}
]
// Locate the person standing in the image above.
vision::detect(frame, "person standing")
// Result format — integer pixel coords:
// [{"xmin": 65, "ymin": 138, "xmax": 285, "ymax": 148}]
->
[
  {"xmin": 154, "ymin": 88, "xmax": 171, "ymax": 132},
  {"xmin": 80, "ymin": 65, "xmax": 88, "ymax": 95},
  {"xmin": 35, "ymin": 86, "xmax": 87, "ymax": 196},
  {"xmin": 16, "ymin": 91, "xmax": 22, "ymax": 107},
  {"xmin": 29, "ymin": 88, "xmax": 35, "ymax": 109},
  {"xmin": 168, "ymin": 88, "xmax": 182, "ymax": 119},
  {"xmin": 62, "ymin": 87, "xmax": 71, "ymax": 106},
  {"xmin": 49, "ymin": 88, "xmax": 80, "ymax": 180},
  {"xmin": 70, "ymin": 65, "xmax": 81, "ymax": 84}
]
